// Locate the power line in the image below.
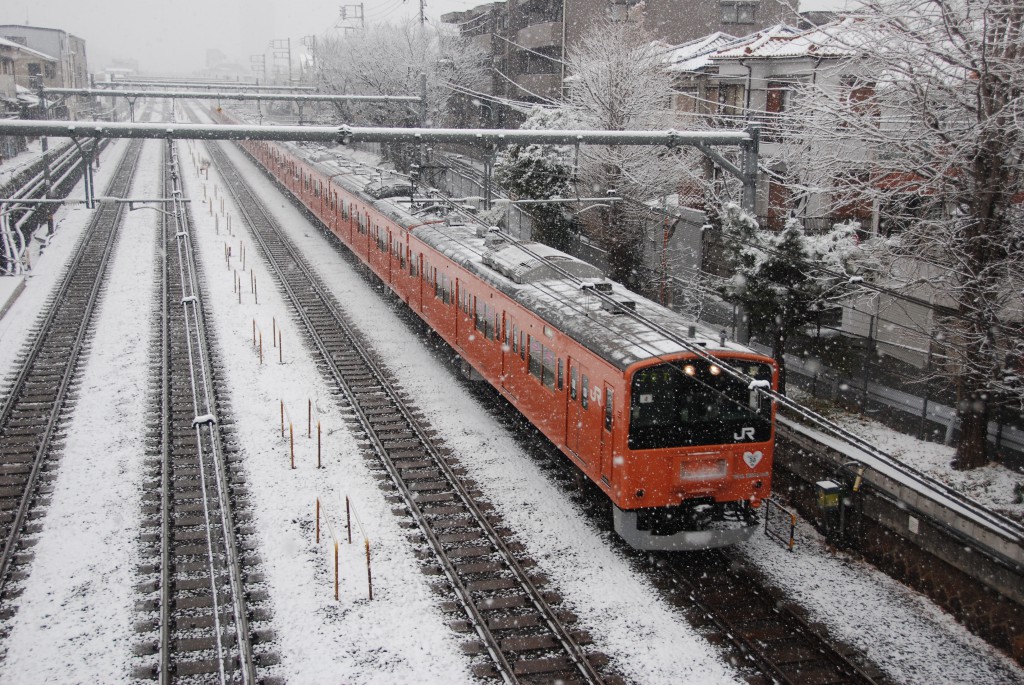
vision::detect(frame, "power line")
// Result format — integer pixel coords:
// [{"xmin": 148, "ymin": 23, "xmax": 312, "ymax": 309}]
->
[{"xmin": 492, "ymin": 32, "xmax": 567, "ymax": 66}]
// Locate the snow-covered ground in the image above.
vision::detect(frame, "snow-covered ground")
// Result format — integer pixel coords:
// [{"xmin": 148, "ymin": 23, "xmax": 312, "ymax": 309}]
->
[
  {"xmin": 0, "ymin": 137, "xmax": 154, "ymax": 681},
  {"xmin": 831, "ymin": 413, "xmax": 1024, "ymax": 519},
  {"xmin": 0, "ymin": 127, "xmax": 1020, "ymax": 684}
]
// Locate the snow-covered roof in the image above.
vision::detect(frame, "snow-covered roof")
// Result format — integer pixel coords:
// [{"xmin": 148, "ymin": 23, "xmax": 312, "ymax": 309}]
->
[
  {"xmin": 413, "ymin": 217, "xmax": 743, "ymax": 369},
  {"xmin": 14, "ymin": 84, "xmax": 39, "ymax": 105},
  {"xmin": 0, "ymin": 36, "xmax": 56, "ymax": 62},
  {"xmin": 663, "ymin": 32, "xmax": 738, "ymax": 73},
  {"xmin": 712, "ymin": 21, "xmax": 859, "ymax": 61}
]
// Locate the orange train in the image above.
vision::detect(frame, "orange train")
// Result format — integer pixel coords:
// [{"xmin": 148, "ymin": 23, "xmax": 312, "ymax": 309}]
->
[{"xmin": 231, "ymin": 132, "xmax": 778, "ymax": 550}]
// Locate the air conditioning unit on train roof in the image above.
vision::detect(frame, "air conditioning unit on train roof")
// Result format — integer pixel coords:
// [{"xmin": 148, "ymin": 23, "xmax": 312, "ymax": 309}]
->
[
  {"xmin": 600, "ymin": 297, "xmax": 636, "ymax": 314},
  {"xmin": 475, "ymin": 226, "xmax": 507, "ymax": 249}
]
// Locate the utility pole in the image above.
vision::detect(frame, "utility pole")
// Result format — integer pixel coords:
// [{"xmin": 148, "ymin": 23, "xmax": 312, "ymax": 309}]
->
[
  {"xmin": 269, "ymin": 39, "xmax": 292, "ymax": 84},
  {"xmin": 35, "ymin": 78, "xmax": 54, "ymax": 235},
  {"xmin": 419, "ymin": 0, "xmax": 425, "ymax": 24},
  {"xmin": 250, "ymin": 54, "xmax": 267, "ymax": 86},
  {"xmin": 337, "ymin": 4, "xmax": 365, "ymax": 30}
]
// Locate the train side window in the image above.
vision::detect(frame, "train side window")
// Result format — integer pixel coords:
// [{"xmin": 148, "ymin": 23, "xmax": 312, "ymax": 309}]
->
[
  {"xmin": 557, "ymin": 358, "xmax": 564, "ymax": 391},
  {"xmin": 529, "ymin": 337, "xmax": 542, "ymax": 379},
  {"xmin": 520, "ymin": 331, "xmax": 525, "ymax": 360},
  {"xmin": 581, "ymin": 376, "xmax": 589, "ymax": 409},
  {"xmin": 511, "ymin": 324, "xmax": 518, "ymax": 354},
  {"xmin": 541, "ymin": 347, "xmax": 556, "ymax": 389},
  {"xmin": 570, "ymin": 366, "xmax": 578, "ymax": 400},
  {"xmin": 476, "ymin": 302, "xmax": 496, "ymax": 340},
  {"xmin": 604, "ymin": 388, "xmax": 614, "ymax": 431}
]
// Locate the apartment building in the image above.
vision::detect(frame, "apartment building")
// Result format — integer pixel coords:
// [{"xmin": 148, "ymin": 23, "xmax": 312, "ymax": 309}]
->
[
  {"xmin": 442, "ymin": 0, "xmax": 798, "ymax": 120},
  {"xmin": 0, "ymin": 25, "xmax": 89, "ymax": 118}
]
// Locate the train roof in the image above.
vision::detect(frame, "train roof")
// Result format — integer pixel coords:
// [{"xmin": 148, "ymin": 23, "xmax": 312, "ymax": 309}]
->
[{"xmin": 302, "ymin": 145, "xmax": 758, "ymax": 372}]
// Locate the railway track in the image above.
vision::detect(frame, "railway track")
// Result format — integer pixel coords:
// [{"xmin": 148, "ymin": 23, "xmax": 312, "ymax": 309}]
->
[
  {"xmin": 205, "ymin": 139, "xmax": 615, "ymax": 685},
  {"xmin": 132, "ymin": 140, "xmax": 277, "ymax": 683},
  {"xmin": 0, "ymin": 138, "xmax": 143, "ymax": 635},
  {"xmin": 467, "ymin": 390, "xmax": 889, "ymax": 685},
  {"xmin": 648, "ymin": 550, "xmax": 890, "ymax": 685}
]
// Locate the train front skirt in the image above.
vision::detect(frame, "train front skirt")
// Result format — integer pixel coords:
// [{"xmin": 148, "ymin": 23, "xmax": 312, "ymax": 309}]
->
[{"xmin": 613, "ymin": 502, "xmax": 759, "ymax": 551}]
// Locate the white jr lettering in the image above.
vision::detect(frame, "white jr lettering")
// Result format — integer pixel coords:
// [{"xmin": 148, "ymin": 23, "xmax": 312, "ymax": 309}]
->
[{"xmin": 734, "ymin": 426, "xmax": 756, "ymax": 441}]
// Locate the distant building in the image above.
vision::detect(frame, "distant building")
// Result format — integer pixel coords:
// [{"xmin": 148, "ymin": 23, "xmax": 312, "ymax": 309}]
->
[
  {"xmin": 0, "ymin": 24, "xmax": 89, "ymax": 118},
  {"xmin": 0, "ymin": 36, "xmax": 59, "ymax": 117},
  {"xmin": 442, "ymin": 0, "xmax": 798, "ymax": 122}
]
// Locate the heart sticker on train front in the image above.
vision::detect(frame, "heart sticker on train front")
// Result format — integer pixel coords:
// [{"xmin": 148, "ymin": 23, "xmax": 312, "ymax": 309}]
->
[{"xmin": 743, "ymin": 451, "xmax": 763, "ymax": 469}]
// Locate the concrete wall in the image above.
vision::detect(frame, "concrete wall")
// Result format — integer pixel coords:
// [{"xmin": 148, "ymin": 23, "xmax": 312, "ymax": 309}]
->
[{"xmin": 776, "ymin": 424, "xmax": 1024, "ymax": 664}]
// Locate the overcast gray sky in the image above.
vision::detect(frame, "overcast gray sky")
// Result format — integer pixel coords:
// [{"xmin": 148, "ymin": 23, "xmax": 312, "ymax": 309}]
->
[
  {"xmin": 2, "ymin": 0, "xmax": 831, "ymax": 75},
  {"xmin": 0, "ymin": 0, "xmax": 488, "ymax": 73}
]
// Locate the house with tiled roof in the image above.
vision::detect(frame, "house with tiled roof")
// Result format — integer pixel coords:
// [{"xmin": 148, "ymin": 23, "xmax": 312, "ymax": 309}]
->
[{"xmin": 0, "ymin": 37, "xmax": 59, "ymax": 117}]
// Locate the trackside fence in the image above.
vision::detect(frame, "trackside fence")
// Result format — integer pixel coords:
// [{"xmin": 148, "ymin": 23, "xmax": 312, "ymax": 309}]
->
[{"xmin": 764, "ymin": 498, "xmax": 797, "ymax": 552}]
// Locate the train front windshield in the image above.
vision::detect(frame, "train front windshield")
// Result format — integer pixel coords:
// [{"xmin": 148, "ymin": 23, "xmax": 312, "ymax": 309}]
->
[{"xmin": 628, "ymin": 360, "xmax": 773, "ymax": 450}]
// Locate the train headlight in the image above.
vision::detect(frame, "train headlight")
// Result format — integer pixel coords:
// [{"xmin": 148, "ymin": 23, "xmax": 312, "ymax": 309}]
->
[
  {"xmin": 709, "ymin": 364, "xmax": 721, "ymax": 376},
  {"xmin": 680, "ymin": 459, "xmax": 728, "ymax": 481},
  {"xmin": 683, "ymin": 364, "xmax": 696, "ymax": 376}
]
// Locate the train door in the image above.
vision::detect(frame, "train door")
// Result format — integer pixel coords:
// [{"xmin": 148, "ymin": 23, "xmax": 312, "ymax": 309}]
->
[
  {"xmin": 566, "ymin": 359, "xmax": 585, "ymax": 458},
  {"xmin": 599, "ymin": 382, "xmax": 615, "ymax": 484}
]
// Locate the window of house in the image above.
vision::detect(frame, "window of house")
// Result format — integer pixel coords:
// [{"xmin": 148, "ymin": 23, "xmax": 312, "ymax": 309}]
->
[
  {"xmin": 674, "ymin": 88, "xmax": 699, "ymax": 113},
  {"xmin": 841, "ymin": 76, "xmax": 880, "ymax": 123},
  {"xmin": 721, "ymin": 1, "xmax": 757, "ymax": 23},
  {"xmin": 766, "ymin": 82, "xmax": 789, "ymax": 114}
]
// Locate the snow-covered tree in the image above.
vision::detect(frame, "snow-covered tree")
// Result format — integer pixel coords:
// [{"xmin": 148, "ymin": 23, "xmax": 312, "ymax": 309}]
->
[
  {"xmin": 564, "ymin": 19, "xmax": 680, "ymax": 289},
  {"xmin": 316, "ymin": 20, "xmax": 487, "ymax": 167},
  {"xmin": 778, "ymin": 3, "xmax": 1024, "ymax": 468},
  {"xmin": 495, "ymin": 107, "xmax": 578, "ymax": 250},
  {"xmin": 718, "ymin": 205, "xmax": 860, "ymax": 392}
]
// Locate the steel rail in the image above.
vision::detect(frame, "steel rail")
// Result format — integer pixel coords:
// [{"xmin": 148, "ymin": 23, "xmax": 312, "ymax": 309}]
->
[
  {"xmin": 0, "ymin": 119, "xmax": 753, "ymax": 148},
  {"xmin": 205, "ymin": 140, "xmax": 605, "ymax": 685},
  {"xmin": 165, "ymin": 139, "xmax": 257, "ymax": 684},
  {"xmin": 673, "ymin": 552, "xmax": 883, "ymax": 685},
  {"xmin": 0, "ymin": 139, "xmax": 143, "ymax": 596},
  {"xmin": 157, "ymin": 146, "xmax": 173, "ymax": 683}
]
